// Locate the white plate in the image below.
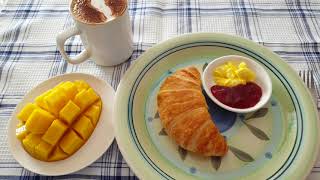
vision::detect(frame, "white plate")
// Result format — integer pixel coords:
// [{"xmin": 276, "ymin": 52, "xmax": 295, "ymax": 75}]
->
[{"xmin": 7, "ymin": 73, "xmax": 115, "ymax": 176}]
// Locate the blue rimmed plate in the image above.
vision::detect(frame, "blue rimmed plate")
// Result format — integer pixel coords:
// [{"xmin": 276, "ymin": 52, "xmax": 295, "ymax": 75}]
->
[{"xmin": 114, "ymin": 33, "xmax": 319, "ymax": 179}]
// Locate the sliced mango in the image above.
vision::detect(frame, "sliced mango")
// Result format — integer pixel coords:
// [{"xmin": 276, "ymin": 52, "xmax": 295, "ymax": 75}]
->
[
  {"xmin": 16, "ymin": 80, "xmax": 102, "ymax": 162},
  {"xmin": 59, "ymin": 100, "xmax": 81, "ymax": 124},
  {"xmin": 73, "ymin": 115, "xmax": 94, "ymax": 140},
  {"xmin": 45, "ymin": 89, "xmax": 68, "ymax": 116},
  {"xmin": 74, "ymin": 80, "xmax": 90, "ymax": 92},
  {"xmin": 35, "ymin": 141, "xmax": 54, "ymax": 160},
  {"xmin": 22, "ymin": 134, "xmax": 42, "ymax": 155},
  {"xmin": 25, "ymin": 109, "xmax": 55, "ymax": 134},
  {"xmin": 42, "ymin": 119, "xmax": 68, "ymax": 146},
  {"xmin": 17, "ymin": 103, "xmax": 38, "ymax": 122},
  {"xmin": 84, "ymin": 105, "xmax": 101, "ymax": 126},
  {"xmin": 48, "ymin": 146, "xmax": 68, "ymax": 162},
  {"xmin": 35, "ymin": 90, "xmax": 52, "ymax": 110},
  {"xmin": 74, "ymin": 88, "xmax": 99, "ymax": 111},
  {"xmin": 59, "ymin": 81, "xmax": 78, "ymax": 100},
  {"xmin": 59, "ymin": 130, "xmax": 84, "ymax": 155},
  {"xmin": 93, "ymin": 100, "xmax": 102, "ymax": 108}
]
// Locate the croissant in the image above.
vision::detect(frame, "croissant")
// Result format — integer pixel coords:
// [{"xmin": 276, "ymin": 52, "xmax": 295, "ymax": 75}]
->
[{"xmin": 157, "ymin": 67, "xmax": 228, "ymax": 156}]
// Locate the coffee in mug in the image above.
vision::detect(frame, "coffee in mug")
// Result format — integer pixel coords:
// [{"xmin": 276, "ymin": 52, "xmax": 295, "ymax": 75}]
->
[
  {"xmin": 72, "ymin": 0, "xmax": 127, "ymax": 24},
  {"xmin": 56, "ymin": 0, "xmax": 133, "ymax": 66}
]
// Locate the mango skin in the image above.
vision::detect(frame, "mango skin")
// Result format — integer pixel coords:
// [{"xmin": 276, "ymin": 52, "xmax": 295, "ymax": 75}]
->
[{"xmin": 16, "ymin": 80, "xmax": 102, "ymax": 162}]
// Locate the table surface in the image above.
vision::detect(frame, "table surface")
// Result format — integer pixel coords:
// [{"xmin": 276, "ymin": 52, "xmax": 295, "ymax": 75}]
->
[{"xmin": 0, "ymin": 0, "xmax": 320, "ymax": 179}]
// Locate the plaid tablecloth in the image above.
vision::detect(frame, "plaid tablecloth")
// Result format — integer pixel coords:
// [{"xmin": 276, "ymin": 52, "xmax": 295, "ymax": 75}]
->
[{"xmin": 0, "ymin": 0, "xmax": 319, "ymax": 179}]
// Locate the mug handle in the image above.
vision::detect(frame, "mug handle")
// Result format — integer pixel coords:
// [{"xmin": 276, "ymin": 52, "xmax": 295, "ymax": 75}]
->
[{"xmin": 56, "ymin": 26, "xmax": 91, "ymax": 64}]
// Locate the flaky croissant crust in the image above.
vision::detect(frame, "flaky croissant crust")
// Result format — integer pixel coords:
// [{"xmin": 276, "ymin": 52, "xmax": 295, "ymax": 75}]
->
[{"xmin": 157, "ymin": 67, "xmax": 228, "ymax": 156}]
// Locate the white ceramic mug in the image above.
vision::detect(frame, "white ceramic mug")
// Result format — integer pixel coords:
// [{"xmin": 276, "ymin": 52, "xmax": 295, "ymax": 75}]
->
[{"xmin": 56, "ymin": 1, "xmax": 133, "ymax": 66}]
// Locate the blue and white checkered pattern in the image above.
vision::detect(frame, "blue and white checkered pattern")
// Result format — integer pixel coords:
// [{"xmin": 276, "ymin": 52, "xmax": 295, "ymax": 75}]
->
[{"xmin": 0, "ymin": 0, "xmax": 319, "ymax": 179}]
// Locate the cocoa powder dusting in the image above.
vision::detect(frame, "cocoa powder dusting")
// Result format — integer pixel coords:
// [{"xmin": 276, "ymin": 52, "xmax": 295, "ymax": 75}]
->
[
  {"xmin": 105, "ymin": 0, "xmax": 127, "ymax": 16},
  {"xmin": 73, "ymin": 0, "xmax": 107, "ymax": 23}
]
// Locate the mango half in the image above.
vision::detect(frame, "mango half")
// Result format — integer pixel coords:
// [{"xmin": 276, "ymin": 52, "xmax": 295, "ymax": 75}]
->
[{"xmin": 16, "ymin": 80, "xmax": 102, "ymax": 162}]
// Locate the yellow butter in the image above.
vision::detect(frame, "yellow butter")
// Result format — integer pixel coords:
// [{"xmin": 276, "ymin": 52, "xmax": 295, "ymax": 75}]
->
[{"xmin": 213, "ymin": 62, "xmax": 256, "ymax": 87}]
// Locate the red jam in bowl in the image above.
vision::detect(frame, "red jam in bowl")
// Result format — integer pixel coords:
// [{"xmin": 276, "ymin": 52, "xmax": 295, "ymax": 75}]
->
[{"xmin": 211, "ymin": 82, "xmax": 262, "ymax": 109}]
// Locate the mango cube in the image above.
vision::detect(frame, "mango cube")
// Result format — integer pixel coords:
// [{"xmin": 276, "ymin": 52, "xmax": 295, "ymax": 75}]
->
[
  {"xmin": 73, "ymin": 90, "xmax": 86, "ymax": 108},
  {"xmin": 59, "ymin": 101, "xmax": 81, "ymax": 124},
  {"xmin": 60, "ymin": 130, "xmax": 84, "ymax": 155},
  {"xmin": 74, "ymin": 80, "xmax": 90, "ymax": 92},
  {"xmin": 35, "ymin": 90, "xmax": 52, "ymax": 110},
  {"xmin": 42, "ymin": 119, "xmax": 68, "ymax": 146},
  {"xmin": 74, "ymin": 88, "xmax": 99, "ymax": 111},
  {"xmin": 84, "ymin": 105, "xmax": 101, "ymax": 126},
  {"xmin": 25, "ymin": 109, "xmax": 55, "ymax": 134},
  {"xmin": 45, "ymin": 89, "xmax": 68, "ymax": 116},
  {"xmin": 22, "ymin": 134, "xmax": 42, "ymax": 155},
  {"xmin": 59, "ymin": 81, "xmax": 78, "ymax": 100},
  {"xmin": 73, "ymin": 115, "xmax": 94, "ymax": 140},
  {"xmin": 48, "ymin": 146, "xmax": 68, "ymax": 162},
  {"xmin": 17, "ymin": 103, "xmax": 38, "ymax": 122},
  {"xmin": 86, "ymin": 88, "xmax": 99, "ymax": 101},
  {"xmin": 35, "ymin": 141, "xmax": 54, "ymax": 160}
]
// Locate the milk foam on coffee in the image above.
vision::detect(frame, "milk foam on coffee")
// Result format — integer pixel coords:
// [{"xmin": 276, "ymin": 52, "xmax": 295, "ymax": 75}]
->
[
  {"xmin": 72, "ymin": 0, "xmax": 126, "ymax": 24},
  {"xmin": 91, "ymin": 0, "xmax": 114, "ymax": 21}
]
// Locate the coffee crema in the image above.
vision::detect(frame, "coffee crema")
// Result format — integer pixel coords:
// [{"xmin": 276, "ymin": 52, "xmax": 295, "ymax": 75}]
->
[{"xmin": 72, "ymin": 0, "xmax": 127, "ymax": 24}]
